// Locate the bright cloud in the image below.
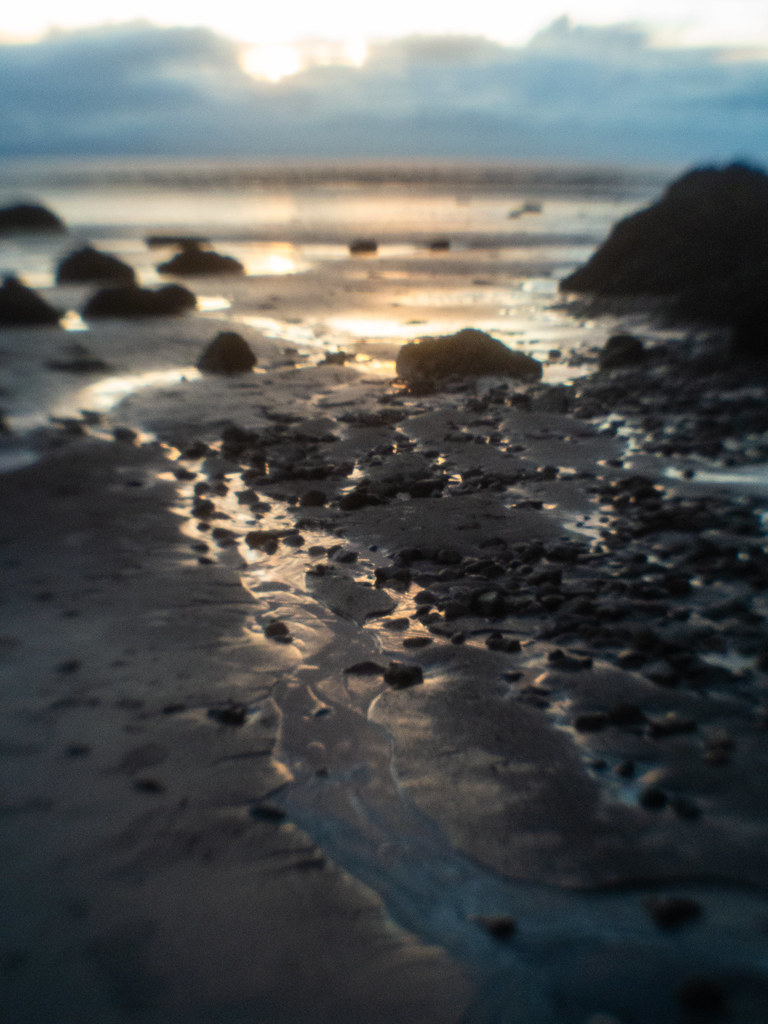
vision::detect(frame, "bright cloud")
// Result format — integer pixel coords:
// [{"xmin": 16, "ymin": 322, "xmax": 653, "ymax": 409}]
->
[{"xmin": 0, "ymin": 20, "xmax": 766, "ymax": 164}]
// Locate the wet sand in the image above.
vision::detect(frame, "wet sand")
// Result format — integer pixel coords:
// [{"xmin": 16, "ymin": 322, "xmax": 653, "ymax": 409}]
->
[{"xmin": 2, "ymin": 248, "xmax": 768, "ymax": 1022}]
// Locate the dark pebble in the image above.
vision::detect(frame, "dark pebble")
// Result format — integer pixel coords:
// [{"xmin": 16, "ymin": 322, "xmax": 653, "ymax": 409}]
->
[
  {"xmin": 208, "ymin": 705, "xmax": 248, "ymax": 726},
  {"xmin": 134, "ymin": 778, "xmax": 165, "ymax": 794},
  {"xmin": 264, "ymin": 620, "xmax": 290, "ymax": 639},
  {"xmin": 574, "ymin": 712, "xmax": 609, "ymax": 732},
  {"xmin": 639, "ymin": 786, "xmax": 668, "ymax": 810},
  {"xmin": 677, "ymin": 976, "xmax": 726, "ymax": 1015},
  {"xmin": 251, "ymin": 801, "xmax": 287, "ymax": 822},
  {"xmin": 343, "ymin": 661, "xmax": 386, "ymax": 675},
  {"xmin": 646, "ymin": 895, "xmax": 702, "ymax": 930},
  {"xmin": 471, "ymin": 914, "xmax": 516, "ymax": 940},
  {"xmin": 56, "ymin": 659, "xmax": 81, "ymax": 674},
  {"xmin": 384, "ymin": 661, "xmax": 424, "ymax": 688}
]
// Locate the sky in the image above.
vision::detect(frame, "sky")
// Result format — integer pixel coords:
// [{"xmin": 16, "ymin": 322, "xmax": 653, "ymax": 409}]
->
[{"xmin": 1, "ymin": 2, "xmax": 767, "ymax": 164}]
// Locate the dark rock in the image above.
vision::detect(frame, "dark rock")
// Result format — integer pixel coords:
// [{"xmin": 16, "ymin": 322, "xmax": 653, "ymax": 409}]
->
[
  {"xmin": 0, "ymin": 202, "xmax": 64, "ymax": 233},
  {"xmin": 349, "ymin": 238, "xmax": 378, "ymax": 254},
  {"xmin": 647, "ymin": 712, "xmax": 697, "ymax": 738},
  {"xmin": 0, "ymin": 275, "xmax": 60, "ymax": 326},
  {"xmin": 158, "ymin": 242, "xmax": 244, "ymax": 276},
  {"xmin": 208, "ymin": 704, "xmax": 248, "ymax": 726},
  {"xmin": 343, "ymin": 661, "xmax": 386, "ymax": 675},
  {"xmin": 56, "ymin": 246, "xmax": 135, "ymax": 284},
  {"xmin": 82, "ymin": 283, "xmax": 196, "ymax": 318},
  {"xmin": 264, "ymin": 619, "xmax": 291, "ymax": 641},
  {"xmin": 598, "ymin": 333, "xmax": 645, "ymax": 370},
  {"xmin": 396, "ymin": 328, "xmax": 542, "ymax": 382},
  {"xmin": 428, "ymin": 238, "xmax": 451, "ymax": 251},
  {"xmin": 639, "ymin": 785, "xmax": 668, "ymax": 810},
  {"xmin": 574, "ymin": 712, "xmax": 609, "ymax": 732},
  {"xmin": 645, "ymin": 895, "xmax": 702, "ymax": 930},
  {"xmin": 560, "ymin": 162, "xmax": 768, "ymax": 354},
  {"xmin": 677, "ymin": 976, "xmax": 726, "ymax": 1015},
  {"xmin": 196, "ymin": 331, "xmax": 256, "ymax": 374},
  {"xmin": 471, "ymin": 914, "xmax": 516, "ymax": 940},
  {"xmin": 383, "ymin": 661, "xmax": 424, "ymax": 688},
  {"xmin": 250, "ymin": 801, "xmax": 286, "ymax": 822},
  {"xmin": 146, "ymin": 234, "xmax": 209, "ymax": 248}
]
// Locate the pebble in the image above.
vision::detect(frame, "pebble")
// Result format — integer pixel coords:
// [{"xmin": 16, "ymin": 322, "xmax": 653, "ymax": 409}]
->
[
  {"xmin": 645, "ymin": 895, "xmax": 702, "ymax": 930},
  {"xmin": 470, "ymin": 914, "xmax": 516, "ymax": 940},
  {"xmin": 383, "ymin": 662, "xmax": 424, "ymax": 689},
  {"xmin": 208, "ymin": 705, "xmax": 248, "ymax": 726}
]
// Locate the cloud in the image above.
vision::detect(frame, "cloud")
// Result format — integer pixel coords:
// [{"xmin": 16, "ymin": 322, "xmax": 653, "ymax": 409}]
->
[{"xmin": 0, "ymin": 19, "xmax": 767, "ymax": 164}]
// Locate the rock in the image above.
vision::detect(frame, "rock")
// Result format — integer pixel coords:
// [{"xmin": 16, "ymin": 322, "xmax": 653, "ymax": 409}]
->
[
  {"xmin": 56, "ymin": 246, "xmax": 136, "ymax": 284},
  {"xmin": 645, "ymin": 895, "xmax": 702, "ymax": 930},
  {"xmin": 82, "ymin": 283, "xmax": 196, "ymax": 318},
  {"xmin": 196, "ymin": 331, "xmax": 256, "ymax": 374},
  {"xmin": 396, "ymin": 328, "xmax": 542, "ymax": 382},
  {"xmin": 470, "ymin": 914, "xmax": 516, "ymax": 940},
  {"xmin": 157, "ymin": 242, "xmax": 244, "ymax": 276},
  {"xmin": 0, "ymin": 202, "xmax": 64, "ymax": 233},
  {"xmin": 208, "ymin": 704, "xmax": 248, "ymax": 726},
  {"xmin": 146, "ymin": 234, "xmax": 209, "ymax": 248},
  {"xmin": 428, "ymin": 238, "xmax": 451, "ymax": 251},
  {"xmin": 0, "ymin": 275, "xmax": 60, "ymax": 326},
  {"xmin": 598, "ymin": 333, "xmax": 645, "ymax": 370},
  {"xmin": 383, "ymin": 661, "xmax": 424, "ymax": 688},
  {"xmin": 349, "ymin": 238, "xmax": 378, "ymax": 254},
  {"xmin": 560, "ymin": 162, "xmax": 768, "ymax": 354}
]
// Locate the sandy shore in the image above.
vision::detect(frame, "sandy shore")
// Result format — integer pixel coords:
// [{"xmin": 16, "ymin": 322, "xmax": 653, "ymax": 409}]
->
[{"xmin": 2, "ymin": 254, "xmax": 768, "ymax": 1022}]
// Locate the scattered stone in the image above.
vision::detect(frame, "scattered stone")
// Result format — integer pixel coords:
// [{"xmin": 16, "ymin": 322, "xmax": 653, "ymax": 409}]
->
[
  {"xmin": 428, "ymin": 238, "xmax": 451, "ymax": 251},
  {"xmin": 645, "ymin": 895, "xmax": 702, "ymax": 930},
  {"xmin": 471, "ymin": 914, "xmax": 516, "ymax": 940},
  {"xmin": 56, "ymin": 246, "xmax": 135, "ymax": 284},
  {"xmin": 639, "ymin": 786, "xmax": 668, "ymax": 810},
  {"xmin": 0, "ymin": 275, "xmax": 60, "ymax": 326},
  {"xmin": 349, "ymin": 238, "xmax": 378, "ymax": 254},
  {"xmin": 82, "ymin": 283, "xmax": 196, "ymax": 318},
  {"xmin": 647, "ymin": 712, "xmax": 697, "ymax": 738},
  {"xmin": 300, "ymin": 489, "xmax": 327, "ymax": 507},
  {"xmin": 208, "ymin": 704, "xmax": 248, "ymax": 726},
  {"xmin": 547, "ymin": 648, "xmax": 593, "ymax": 671},
  {"xmin": 133, "ymin": 778, "xmax": 165, "ymax": 794},
  {"xmin": 598, "ymin": 333, "xmax": 645, "ymax": 370},
  {"xmin": 264, "ymin": 620, "xmax": 291, "ymax": 641},
  {"xmin": 250, "ymin": 801, "xmax": 287, "ymax": 822},
  {"xmin": 574, "ymin": 712, "xmax": 609, "ymax": 732},
  {"xmin": 0, "ymin": 202, "xmax": 64, "ymax": 233},
  {"xmin": 677, "ymin": 976, "xmax": 726, "ymax": 1015},
  {"xmin": 196, "ymin": 331, "xmax": 257, "ymax": 374},
  {"xmin": 343, "ymin": 661, "xmax": 386, "ymax": 675},
  {"xmin": 396, "ymin": 328, "xmax": 542, "ymax": 382},
  {"xmin": 383, "ymin": 661, "xmax": 424, "ymax": 689},
  {"xmin": 157, "ymin": 241, "xmax": 244, "ymax": 275}
]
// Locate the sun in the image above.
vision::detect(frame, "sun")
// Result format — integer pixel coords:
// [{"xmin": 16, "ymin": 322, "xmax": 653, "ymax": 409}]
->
[{"xmin": 240, "ymin": 44, "xmax": 304, "ymax": 82}]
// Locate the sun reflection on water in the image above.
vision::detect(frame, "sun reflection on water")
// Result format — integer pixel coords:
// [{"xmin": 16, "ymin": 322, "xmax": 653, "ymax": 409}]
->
[{"xmin": 78, "ymin": 366, "xmax": 200, "ymax": 413}]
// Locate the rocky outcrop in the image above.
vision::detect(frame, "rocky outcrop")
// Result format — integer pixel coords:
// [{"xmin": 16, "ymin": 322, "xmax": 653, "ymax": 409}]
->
[
  {"xmin": 559, "ymin": 162, "xmax": 768, "ymax": 355},
  {"xmin": 0, "ymin": 203, "xmax": 65, "ymax": 233},
  {"xmin": 396, "ymin": 328, "xmax": 542, "ymax": 382},
  {"xmin": 196, "ymin": 331, "xmax": 257, "ymax": 373},
  {"xmin": 0, "ymin": 276, "xmax": 60, "ymax": 326},
  {"xmin": 56, "ymin": 246, "xmax": 136, "ymax": 284},
  {"xmin": 82, "ymin": 283, "xmax": 196, "ymax": 319},
  {"xmin": 157, "ymin": 242, "xmax": 244, "ymax": 276}
]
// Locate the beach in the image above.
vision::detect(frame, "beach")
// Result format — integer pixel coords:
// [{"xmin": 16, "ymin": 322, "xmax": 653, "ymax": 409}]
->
[{"xmin": 2, "ymin": 160, "xmax": 768, "ymax": 1023}]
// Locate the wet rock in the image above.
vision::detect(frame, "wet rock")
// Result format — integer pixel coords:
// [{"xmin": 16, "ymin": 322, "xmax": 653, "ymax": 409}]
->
[
  {"xmin": 547, "ymin": 648, "xmax": 593, "ymax": 671},
  {"xmin": 428, "ymin": 238, "xmax": 451, "ymax": 251},
  {"xmin": 677, "ymin": 976, "xmax": 726, "ymax": 1016},
  {"xmin": 82, "ymin": 283, "xmax": 196, "ymax": 318},
  {"xmin": 0, "ymin": 202, "xmax": 64, "ymax": 233},
  {"xmin": 250, "ymin": 801, "xmax": 286, "ymax": 822},
  {"xmin": 56, "ymin": 246, "xmax": 135, "ymax": 284},
  {"xmin": 598, "ymin": 333, "xmax": 645, "ymax": 370},
  {"xmin": 639, "ymin": 785, "xmax": 668, "ymax": 810},
  {"xmin": 0, "ymin": 275, "xmax": 60, "ymax": 326},
  {"xmin": 645, "ymin": 895, "xmax": 702, "ymax": 930},
  {"xmin": 560, "ymin": 162, "xmax": 768, "ymax": 353},
  {"xmin": 157, "ymin": 242, "xmax": 244, "ymax": 276},
  {"xmin": 471, "ymin": 914, "xmax": 516, "ymax": 940},
  {"xmin": 383, "ymin": 661, "xmax": 424, "ymax": 688},
  {"xmin": 208, "ymin": 704, "xmax": 248, "ymax": 726},
  {"xmin": 264, "ymin": 619, "xmax": 292, "ymax": 642},
  {"xmin": 343, "ymin": 661, "xmax": 386, "ymax": 675},
  {"xmin": 647, "ymin": 712, "xmax": 697, "ymax": 738},
  {"xmin": 396, "ymin": 328, "xmax": 542, "ymax": 382},
  {"xmin": 574, "ymin": 712, "xmax": 609, "ymax": 732},
  {"xmin": 349, "ymin": 238, "xmax": 378, "ymax": 254},
  {"xmin": 196, "ymin": 331, "xmax": 256, "ymax": 374}
]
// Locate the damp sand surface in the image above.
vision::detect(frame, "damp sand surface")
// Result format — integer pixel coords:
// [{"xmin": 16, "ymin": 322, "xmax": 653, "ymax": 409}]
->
[{"xmin": 2, "ymin": 167, "xmax": 768, "ymax": 1023}]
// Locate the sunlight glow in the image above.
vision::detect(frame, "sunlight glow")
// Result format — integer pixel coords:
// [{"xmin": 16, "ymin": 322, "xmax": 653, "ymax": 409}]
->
[{"xmin": 240, "ymin": 44, "xmax": 304, "ymax": 82}]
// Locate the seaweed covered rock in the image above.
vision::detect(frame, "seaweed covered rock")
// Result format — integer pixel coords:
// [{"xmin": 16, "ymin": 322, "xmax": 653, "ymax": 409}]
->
[
  {"xmin": 82, "ymin": 283, "xmax": 196, "ymax": 319},
  {"xmin": 197, "ymin": 331, "xmax": 257, "ymax": 374},
  {"xmin": 0, "ymin": 202, "xmax": 65, "ymax": 234},
  {"xmin": 157, "ymin": 242, "xmax": 244, "ymax": 276},
  {"xmin": 56, "ymin": 246, "xmax": 136, "ymax": 284},
  {"xmin": 0, "ymin": 275, "xmax": 60, "ymax": 326},
  {"xmin": 396, "ymin": 328, "xmax": 542, "ymax": 382},
  {"xmin": 560, "ymin": 163, "xmax": 768, "ymax": 354}
]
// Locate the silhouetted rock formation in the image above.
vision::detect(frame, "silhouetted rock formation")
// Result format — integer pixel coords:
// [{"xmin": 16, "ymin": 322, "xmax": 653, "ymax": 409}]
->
[
  {"xmin": 196, "ymin": 331, "xmax": 257, "ymax": 373},
  {"xmin": 157, "ymin": 242, "xmax": 244, "ymax": 276},
  {"xmin": 56, "ymin": 246, "xmax": 136, "ymax": 284},
  {"xmin": 0, "ymin": 203, "xmax": 65, "ymax": 233},
  {"xmin": 396, "ymin": 328, "xmax": 542, "ymax": 382},
  {"xmin": 82, "ymin": 283, "xmax": 196, "ymax": 319},
  {"xmin": 0, "ymin": 275, "xmax": 60, "ymax": 326},
  {"xmin": 560, "ymin": 162, "xmax": 768, "ymax": 356},
  {"xmin": 146, "ymin": 235, "xmax": 209, "ymax": 248}
]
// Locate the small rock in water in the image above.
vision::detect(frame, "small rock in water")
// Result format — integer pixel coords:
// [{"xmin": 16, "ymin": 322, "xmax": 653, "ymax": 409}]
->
[
  {"xmin": 197, "ymin": 331, "xmax": 256, "ymax": 374},
  {"xmin": 264, "ymin": 620, "xmax": 291, "ymax": 642},
  {"xmin": 56, "ymin": 246, "xmax": 135, "ymax": 284},
  {"xmin": 349, "ymin": 238, "xmax": 378, "ymax": 254},
  {"xmin": 471, "ymin": 914, "xmax": 516, "ymax": 940},
  {"xmin": 0, "ymin": 275, "xmax": 60, "ymax": 326},
  {"xmin": 383, "ymin": 661, "xmax": 424, "ymax": 688},
  {"xmin": 645, "ymin": 895, "xmax": 702, "ymax": 930},
  {"xmin": 0, "ymin": 202, "xmax": 64, "ymax": 233},
  {"xmin": 208, "ymin": 704, "xmax": 248, "ymax": 726},
  {"xmin": 157, "ymin": 242, "xmax": 244, "ymax": 276}
]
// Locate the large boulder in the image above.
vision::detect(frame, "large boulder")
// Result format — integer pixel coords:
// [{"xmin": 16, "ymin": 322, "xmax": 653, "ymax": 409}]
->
[
  {"xmin": 56, "ymin": 246, "xmax": 136, "ymax": 284},
  {"xmin": 0, "ymin": 203, "xmax": 65, "ymax": 233},
  {"xmin": 196, "ymin": 331, "xmax": 257, "ymax": 374},
  {"xmin": 396, "ymin": 328, "xmax": 542, "ymax": 382},
  {"xmin": 0, "ymin": 276, "xmax": 60, "ymax": 326},
  {"xmin": 559, "ymin": 163, "xmax": 768, "ymax": 352},
  {"xmin": 82, "ymin": 283, "xmax": 196, "ymax": 319},
  {"xmin": 157, "ymin": 242, "xmax": 243, "ymax": 276}
]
